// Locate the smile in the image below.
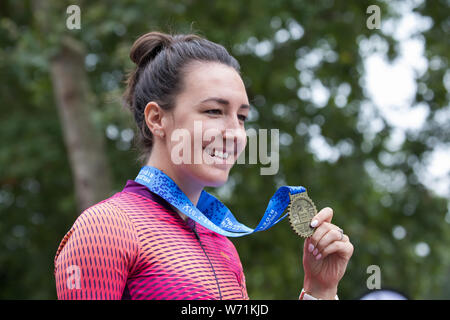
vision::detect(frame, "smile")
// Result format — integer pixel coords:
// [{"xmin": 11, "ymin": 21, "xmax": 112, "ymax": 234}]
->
[{"xmin": 204, "ymin": 147, "xmax": 230, "ymax": 160}]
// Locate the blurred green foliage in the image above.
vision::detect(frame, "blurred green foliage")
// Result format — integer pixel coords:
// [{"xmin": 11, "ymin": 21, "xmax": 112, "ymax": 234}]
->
[{"xmin": 0, "ymin": 0, "xmax": 449, "ymax": 299}]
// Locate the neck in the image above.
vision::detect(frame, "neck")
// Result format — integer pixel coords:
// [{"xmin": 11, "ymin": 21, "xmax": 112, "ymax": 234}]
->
[{"xmin": 145, "ymin": 153, "xmax": 204, "ymax": 219}]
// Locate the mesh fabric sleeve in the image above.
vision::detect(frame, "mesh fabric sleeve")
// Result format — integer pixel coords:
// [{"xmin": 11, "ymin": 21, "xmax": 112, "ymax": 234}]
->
[{"xmin": 54, "ymin": 201, "xmax": 140, "ymax": 299}]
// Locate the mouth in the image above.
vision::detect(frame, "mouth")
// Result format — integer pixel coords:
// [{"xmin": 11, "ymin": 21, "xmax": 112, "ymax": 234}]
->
[{"xmin": 203, "ymin": 147, "xmax": 232, "ymax": 161}]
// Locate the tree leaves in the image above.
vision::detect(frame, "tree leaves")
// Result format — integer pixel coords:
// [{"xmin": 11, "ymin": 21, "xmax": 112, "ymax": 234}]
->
[{"xmin": 0, "ymin": 0, "xmax": 449, "ymax": 299}]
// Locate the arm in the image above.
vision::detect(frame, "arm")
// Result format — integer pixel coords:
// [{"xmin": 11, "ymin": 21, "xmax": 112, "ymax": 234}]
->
[
  {"xmin": 54, "ymin": 203, "xmax": 139, "ymax": 299},
  {"xmin": 301, "ymin": 207, "xmax": 354, "ymax": 300}
]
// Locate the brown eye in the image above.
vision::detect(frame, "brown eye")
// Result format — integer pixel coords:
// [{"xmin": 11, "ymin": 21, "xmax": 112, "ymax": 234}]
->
[
  {"xmin": 238, "ymin": 114, "xmax": 248, "ymax": 122},
  {"xmin": 205, "ymin": 109, "xmax": 222, "ymax": 115}
]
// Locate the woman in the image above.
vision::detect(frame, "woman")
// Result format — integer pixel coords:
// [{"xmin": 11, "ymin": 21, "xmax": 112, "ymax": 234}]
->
[{"xmin": 54, "ymin": 31, "xmax": 353, "ymax": 300}]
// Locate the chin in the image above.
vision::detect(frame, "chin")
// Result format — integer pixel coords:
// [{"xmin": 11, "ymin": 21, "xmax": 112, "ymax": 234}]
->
[{"xmin": 193, "ymin": 164, "xmax": 232, "ymax": 188}]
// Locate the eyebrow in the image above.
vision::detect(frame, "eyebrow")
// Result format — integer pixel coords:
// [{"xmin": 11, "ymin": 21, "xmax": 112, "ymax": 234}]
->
[{"xmin": 200, "ymin": 97, "xmax": 250, "ymax": 110}]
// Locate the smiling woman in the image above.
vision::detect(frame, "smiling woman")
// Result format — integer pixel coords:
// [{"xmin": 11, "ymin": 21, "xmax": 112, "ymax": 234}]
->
[
  {"xmin": 53, "ymin": 30, "xmax": 353, "ymax": 300},
  {"xmin": 142, "ymin": 60, "xmax": 250, "ymax": 197},
  {"xmin": 54, "ymin": 31, "xmax": 252, "ymax": 300}
]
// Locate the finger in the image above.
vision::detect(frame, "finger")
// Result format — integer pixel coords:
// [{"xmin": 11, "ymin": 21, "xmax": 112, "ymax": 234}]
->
[
  {"xmin": 341, "ymin": 234, "xmax": 350, "ymax": 243},
  {"xmin": 310, "ymin": 207, "xmax": 333, "ymax": 229},
  {"xmin": 303, "ymin": 237, "xmax": 312, "ymax": 255},
  {"xmin": 308, "ymin": 222, "xmax": 336, "ymax": 255},
  {"xmin": 319, "ymin": 240, "xmax": 354, "ymax": 261},
  {"xmin": 315, "ymin": 228, "xmax": 345, "ymax": 255}
]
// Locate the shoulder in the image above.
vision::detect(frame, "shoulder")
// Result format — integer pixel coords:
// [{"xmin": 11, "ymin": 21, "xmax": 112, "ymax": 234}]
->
[
  {"xmin": 73, "ymin": 193, "xmax": 138, "ymax": 235},
  {"xmin": 54, "ymin": 193, "xmax": 143, "ymax": 299},
  {"xmin": 54, "ymin": 193, "xmax": 141, "ymax": 266}
]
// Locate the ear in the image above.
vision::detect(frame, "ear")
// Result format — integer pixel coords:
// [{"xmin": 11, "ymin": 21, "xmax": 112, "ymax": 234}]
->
[{"xmin": 144, "ymin": 101, "xmax": 166, "ymax": 138}]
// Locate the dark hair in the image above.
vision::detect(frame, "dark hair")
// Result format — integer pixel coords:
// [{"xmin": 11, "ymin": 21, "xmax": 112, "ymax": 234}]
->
[{"xmin": 123, "ymin": 31, "xmax": 241, "ymax": 164}]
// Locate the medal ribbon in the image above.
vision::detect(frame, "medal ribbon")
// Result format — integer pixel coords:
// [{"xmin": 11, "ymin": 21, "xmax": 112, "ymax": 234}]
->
[{"xmin": 135, "ymin": 166, "xmax": 306, "ymax": 237}]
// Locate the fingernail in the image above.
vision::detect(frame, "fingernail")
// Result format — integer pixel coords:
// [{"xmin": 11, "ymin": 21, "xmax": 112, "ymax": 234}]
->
[
  {"xmin": 313, "ymin": 248, "xmax": 318, "ymax": 256},
  {"xmin": 315, "ymin": 253, "xmax": 322, "ymax": 260},
  {"xmin": 308, "ymin": 244, "xmax": 314, "ymax": 253},
  {"xmin": 310, "ymin": 219, "xmax": 319, "ymax": 228}
]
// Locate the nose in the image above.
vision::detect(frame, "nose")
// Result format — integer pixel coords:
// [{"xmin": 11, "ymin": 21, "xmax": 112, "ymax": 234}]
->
[
  {"xmin": 223, "ymin": 112, "xmax": 241, "ymax": 131},
  {"xmin": 221, "ymin": 117, "xmax": 247, "ymax": 155}
]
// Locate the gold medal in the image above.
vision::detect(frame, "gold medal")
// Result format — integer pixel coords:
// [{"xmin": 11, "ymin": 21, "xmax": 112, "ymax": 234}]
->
[{"xmin": 288, "ymin": 191, "xmax": 317, "ymax": 238}]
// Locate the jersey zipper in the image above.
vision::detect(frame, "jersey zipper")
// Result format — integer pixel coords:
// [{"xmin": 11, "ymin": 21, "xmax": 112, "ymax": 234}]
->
[{"xmin": 192, "ymin": 221, "xmax": 223, "ymax": 300}]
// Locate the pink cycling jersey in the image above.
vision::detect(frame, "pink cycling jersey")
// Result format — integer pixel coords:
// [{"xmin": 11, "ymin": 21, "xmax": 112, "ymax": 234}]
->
[{"xmin": 54, "ymin": 180, "xmax": 248, "ymax": 300}]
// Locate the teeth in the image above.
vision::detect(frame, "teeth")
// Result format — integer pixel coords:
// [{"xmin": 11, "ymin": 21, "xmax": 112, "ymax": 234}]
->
[{"xmin": 205, "ymin": 148, "xmax": 229, "ymax": 160}]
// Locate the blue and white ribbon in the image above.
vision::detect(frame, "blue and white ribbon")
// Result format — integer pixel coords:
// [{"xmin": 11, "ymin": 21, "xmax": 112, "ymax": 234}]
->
[{"xmin": 135, "ymin": 166, "xmax": 306, "ymax": 237}]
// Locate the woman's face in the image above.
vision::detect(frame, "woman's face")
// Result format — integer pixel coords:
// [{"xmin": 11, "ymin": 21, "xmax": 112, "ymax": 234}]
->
[{"xmin": 163, "ymin": 61, "xmax": 249, "ymax": 188}]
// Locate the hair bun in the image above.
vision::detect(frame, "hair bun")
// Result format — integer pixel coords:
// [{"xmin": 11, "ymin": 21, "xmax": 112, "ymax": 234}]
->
[{"xmin": 129, "ymin": 31, "xmax": 173, "ymax": 66}]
